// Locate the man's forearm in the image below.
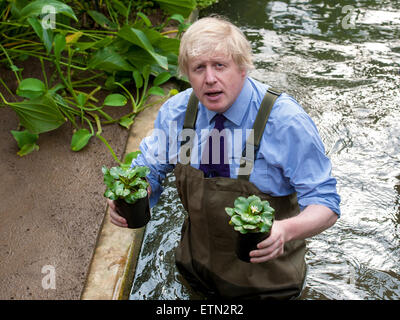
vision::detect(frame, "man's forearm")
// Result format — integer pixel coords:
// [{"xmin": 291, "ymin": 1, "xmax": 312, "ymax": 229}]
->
[{"xmin": 281, "ymin": 204, "xmax": 338, "ymax": 242}]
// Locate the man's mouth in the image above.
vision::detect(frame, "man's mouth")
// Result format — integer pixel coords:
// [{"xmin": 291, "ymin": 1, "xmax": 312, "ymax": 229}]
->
[{"xmin": 205, "ymin": 91, "xmax": 223, "ymax": 97}]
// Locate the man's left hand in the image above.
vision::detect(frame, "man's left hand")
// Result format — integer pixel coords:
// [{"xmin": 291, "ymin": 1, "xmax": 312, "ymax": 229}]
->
[{"xmin": 249, "ymin": 220, "xmax": 287, "ymax": 263}]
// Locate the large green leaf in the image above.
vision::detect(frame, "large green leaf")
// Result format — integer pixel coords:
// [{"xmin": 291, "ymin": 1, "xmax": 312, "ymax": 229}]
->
[
  {"xmin": 27, "ymin": 17, "xmax": 53, "ymax": 54},
  {"xmin": 88, "ymin": 46, "xmax": 134, "ymax": 72},
  {"xmin": 234, "ymin": 196, "xmax": 249, "ymax": 213},
  {"xmin": 118, "ymin": 26, "xmax": 168, "ymax": 70},
  {"xmin": 9, "ymin": 94, "xmax": 66, "ymax": 134},
  {"xmin": 19, "ymin": 0, "xmax": 78, "ymax": 21},
  {"xmin": 103, "ymin": 94, "xmax": 127, "ymax": 107},
  {"xmin": 153, "ymin": 72, "xmax": 171, "ymax": 86},
  {"xmin": 16, "ymin": 78, "xmax": 46, "ymax": 99},
  {"xmin": 153, "ymin": 37, "xmax": 180, "ymax": 55},
  {"xmin": 71, "ymin": 128, "xmax": 93, "ymax": 151},
  {"xmin": 125, "ymin": 47, "xmax": 157, "ymax": 71},
  {"xmin": 154, "ymin": 0, "xmax": 196, "ymax": 18}
]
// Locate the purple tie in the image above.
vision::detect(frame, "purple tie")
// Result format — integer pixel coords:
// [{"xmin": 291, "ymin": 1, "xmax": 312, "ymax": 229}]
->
[{"xmin": 199, "ymin": 114, "xmax": 230, "ymax": 178}]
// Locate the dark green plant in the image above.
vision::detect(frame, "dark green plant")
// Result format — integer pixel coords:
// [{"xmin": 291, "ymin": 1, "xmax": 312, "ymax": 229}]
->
[
  {"xmin": 225, "ymin": 195, "xmax": 275, "ymax": 234},
  {"xmin": 0, "ymin": 0, "xmax": 183, "ymax": 159},
  {"xmin": 102, "ymin": 151, "xmax": 150, "ymax": 204}
]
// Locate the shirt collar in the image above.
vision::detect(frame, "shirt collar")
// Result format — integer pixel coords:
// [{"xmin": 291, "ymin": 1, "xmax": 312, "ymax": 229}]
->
[{"xmin": 202, "ymin": 77, "xmax": 253, "ymax": 126}]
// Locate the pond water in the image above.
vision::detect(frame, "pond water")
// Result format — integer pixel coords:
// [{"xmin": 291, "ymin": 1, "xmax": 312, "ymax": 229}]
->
[{"xmin": 130, "ymin": 0, "xmax": 400, "ymax": 300}]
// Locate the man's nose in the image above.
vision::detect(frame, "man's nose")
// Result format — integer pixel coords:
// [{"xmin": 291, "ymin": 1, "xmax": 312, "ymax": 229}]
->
[{"xmin": 205, "ymin": 67, "xmax": 216, "ymax": 84}]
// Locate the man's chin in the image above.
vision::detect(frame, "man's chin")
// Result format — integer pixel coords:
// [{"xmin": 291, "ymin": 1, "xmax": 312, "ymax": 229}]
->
[{"xmin": 201, "ymin": 99, "xmax": 229, "ymax": 113}]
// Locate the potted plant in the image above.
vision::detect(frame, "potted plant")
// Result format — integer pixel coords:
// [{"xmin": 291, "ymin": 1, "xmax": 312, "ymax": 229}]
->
[
  {"xmin": 225, "ymin": 195, "xmax": 275, "ymax": 262},
  {"xmin": 102, "ymin": 152, "xmax": 151, "ymax": 229}
]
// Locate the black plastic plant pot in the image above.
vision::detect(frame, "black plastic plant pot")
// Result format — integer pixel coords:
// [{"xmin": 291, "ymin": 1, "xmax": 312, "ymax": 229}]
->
[
  {"xmin": 115, "ymin": 196, "xmax": 150, "ymax": 229},
  {"xmin": 235, "ymin": 231, "xmax": 270, "ymax": 263}
]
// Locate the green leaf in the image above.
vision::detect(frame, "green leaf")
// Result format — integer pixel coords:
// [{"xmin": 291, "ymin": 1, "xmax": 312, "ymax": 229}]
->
[
  {"xmin": 9, "ymin": 94, "xmax": 66, "ymax": 134},
  {"xmin": 19, "ymin": 0, "xmax": 78, "ymax": 22},
  {"xmin": 225, "ymin": 207, "xmax": 235, "ymax": 217},
  {"xmin": 243, "ymin": 224, "xmax": 257, "ymax": 230},
  {"xmin": 169, "ymin": 14, "xmax": 185, "ymax": 24},
  {"xmin": 234, "ymin": 196, "xmax": 249, "ymax": 213},
  {"xmin": 247, "ymin": 195, "xmax": 261, "ymax": 203},
  {"xmin": 104, "ymin": 93, "xmax": 127, "ymax": 107},
  {"xmin": 240, "ymin": 213, "xmax": 261, "ymax": 224},
  {"xmin": 153, "ymin": 37, "xmax": 180, "ymax": 55},
  {"xmin": 230, "ymin": 215, "xmax": 244, "ymax": 226},
  {"xmin": 123, "ymin": 151, "xmax": 141, "ymax": 165},
  {"xmin": 11, "ymin": 130, "xmax": 39, "ymax": 149},
  {"xmin": 118, "ymin": 116, "xmax": 134, "ymax": 129},
  {"xmin": 87, "ymin": 10, "xmax": 117, "ymax": 30},
  {"xmin": 234, "ymin": 226, "xmax": 247, "ymax": 234},
  {"xmin": 153, "ymin": 0, "xmax": 196, "ymax": 18},
  {"xmin": 17, "ymin": 143, "xmax": 39, "ymax": 156},
  {"xmin": 76, "ymin": 93, "xmax": 86, "ymax": 107},
  {"xmin": 137, "ymin": 12, "xmax": 152, "ymax": 27},
  {"xmin": 54, "ymin": 33, "xmax": 66, "ymax": 61},
  {"xmin": 104, "ymin": 189, "xmax": 117, "ymax": 200},
  {"xmin": 129, "ymin": 178, "xmax": 148, "ymax": 189},
  {"xmin": 27, "ymin": 17, "xmax": 43, "ymax": 41},
  {"xmin": 71, "ymin": 128, "xmax": 93, "ymax": 151},
  {"xmin": 110, "ymin": 0, "xmax": 128, "ymax": 16},
  {"xmin": 114, "ymin": 181, "xmax": 125, "ymax": 196},
  {"xmin": 147, "ymin": 86, "xmax": 165, "ymax": 96},
  {"xmin": 88, "ymin": 46, "xmax": 134, "ymax": 72},
  {"xmin": 11, "ymin": 129, "xmax": 40, "ymax": 156},
  {"xmin": 132, "ymin": 70, "xmax": 143, "ymax": 89},
  {"xmin": 16, "ymin": 78, "xmax": 46, "ymax": 99},
  {"xmin": 153, "ymin": 72, "xmax": 171, "ymax": 86},
  {"xmin": 109, "ymin": 167, "xmax": 121, "ymax": 179},
  {"xmin": 118, "ymin": 26, "xmax": 168, "ymax": 70},
  {"xmin": 133, "ymin": 188, "xmax": 147, "ymax": 199},
  {"xmin": 135, "ymin": 166, "xmax": 150, "ymax": 178}
]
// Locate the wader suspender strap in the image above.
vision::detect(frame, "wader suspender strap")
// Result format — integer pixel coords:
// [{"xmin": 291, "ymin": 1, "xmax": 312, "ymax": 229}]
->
[
  {"xmin": 180, "ymin": 88, "xmax": 282, "ymax": 178},
  {"xmin": 237, "ymin": 87, "xmax": 282, "ymax": 180}
]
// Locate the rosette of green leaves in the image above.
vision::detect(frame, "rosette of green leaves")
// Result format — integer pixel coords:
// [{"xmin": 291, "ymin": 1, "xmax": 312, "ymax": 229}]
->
[
  {"xmin": 102, "ymin": 165, "xmax": 150, "ymax": 204},
  {"xmin": 225, "ymin": 195, "xmax": 275, "ymax": 234}
]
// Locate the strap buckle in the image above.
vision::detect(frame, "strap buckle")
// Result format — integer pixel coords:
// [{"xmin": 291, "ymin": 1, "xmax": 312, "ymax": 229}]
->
[{"xmin": 267, "ymin": 87, "xmax": 282, "ymax": 96}]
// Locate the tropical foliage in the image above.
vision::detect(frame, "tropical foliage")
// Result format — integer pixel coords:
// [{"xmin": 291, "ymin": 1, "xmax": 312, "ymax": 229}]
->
[{"xmin": 0, "ymin": 0, "xmax": 197, "ymax": 161}]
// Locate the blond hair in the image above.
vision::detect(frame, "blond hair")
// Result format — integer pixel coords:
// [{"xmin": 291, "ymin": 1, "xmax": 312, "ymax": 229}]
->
[{"xmin": 178, "ymin": 16, "xmax": 254, "ymax": 77}]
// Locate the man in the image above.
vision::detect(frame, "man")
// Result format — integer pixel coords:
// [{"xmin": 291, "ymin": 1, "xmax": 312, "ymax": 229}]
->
[{"xmin": 108, "ymin": 16, "xmax": 340, "ymax": 299}]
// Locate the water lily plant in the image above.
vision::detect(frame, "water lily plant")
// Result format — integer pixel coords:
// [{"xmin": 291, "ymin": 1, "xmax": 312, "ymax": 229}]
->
[
  {"xmin": 102, "ymin": 164, "xmax": 150, "ymax": 204},
  {"xmin": 225, "ymin": 195, "xmax": 275, "ymax": 234}
]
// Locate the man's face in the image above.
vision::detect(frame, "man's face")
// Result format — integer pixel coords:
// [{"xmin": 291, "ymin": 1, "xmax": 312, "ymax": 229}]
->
[{"xmin": 187, "ymin": 53, "xmax": 246, "ymax": 113}]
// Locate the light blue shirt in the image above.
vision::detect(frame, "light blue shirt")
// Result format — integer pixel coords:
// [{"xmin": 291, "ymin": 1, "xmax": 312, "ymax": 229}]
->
[{"xmin": 132, "ymin": 77, "xmax": 341, "ymax": 216}]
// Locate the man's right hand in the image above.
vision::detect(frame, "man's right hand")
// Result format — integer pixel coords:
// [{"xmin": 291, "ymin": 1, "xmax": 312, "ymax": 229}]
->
[{"xmin": 107, "ymin": 198, "xmax": 128, "ymax": 228}]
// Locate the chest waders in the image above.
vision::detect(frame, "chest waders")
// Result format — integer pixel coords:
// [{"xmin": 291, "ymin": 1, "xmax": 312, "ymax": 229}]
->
[{"xmin": 174, "ymin": 89, "xmax": 307, "ymax": 299}]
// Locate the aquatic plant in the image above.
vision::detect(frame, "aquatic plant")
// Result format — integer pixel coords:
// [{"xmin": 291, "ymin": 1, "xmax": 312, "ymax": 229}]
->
[
  {"xmin": 102, "ymin": 151, "xmax": 150, "ymax": 204},
  {"xmin": 225, "ymin": 195, "xmax": 275, "ymax": 234}
]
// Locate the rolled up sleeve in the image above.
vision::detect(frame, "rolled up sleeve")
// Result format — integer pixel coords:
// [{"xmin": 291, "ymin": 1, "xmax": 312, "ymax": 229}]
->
[{"xmin": 278, "ymin": 113, "xmax": 341, "ymax": 217}]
